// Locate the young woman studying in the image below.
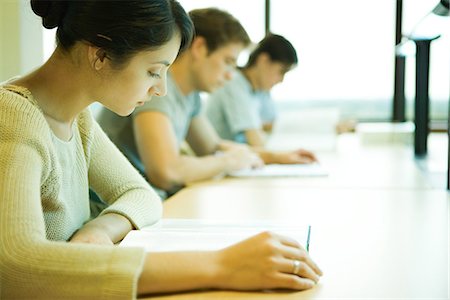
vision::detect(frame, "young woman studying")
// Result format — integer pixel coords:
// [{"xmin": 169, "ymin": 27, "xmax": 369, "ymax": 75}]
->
[{"xmin": 0, "ymin": 1, "xmax": 322, "ymax": 299}]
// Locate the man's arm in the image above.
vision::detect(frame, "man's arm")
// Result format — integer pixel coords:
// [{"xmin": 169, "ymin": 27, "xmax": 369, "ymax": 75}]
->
[
  {"xmin": 185, "ymin": 115, "xmax": 221, "ymax": 156},
  {"xmin": 254, "ymin": 147, "xmax": 318, "ymax": 165},
  {"xmin": 188, "ymin": 117, "xmax": 316, "ymax": 166},
  {"xmin": 244, "ymin": 128, "xmax": 268, "ymax": 147},
  {"xmin": 133, "ymin": 112, "xmax": 261, "ymax": 192},
  {"xmin": 185, "ymin": 116, "xmax": 316, "ymax": 166}
]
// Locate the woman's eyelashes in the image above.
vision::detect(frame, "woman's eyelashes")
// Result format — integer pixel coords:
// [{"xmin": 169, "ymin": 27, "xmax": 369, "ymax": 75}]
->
[{"xmin": 148, "ymin": 71, "xmax": 161, "ymax": 79}]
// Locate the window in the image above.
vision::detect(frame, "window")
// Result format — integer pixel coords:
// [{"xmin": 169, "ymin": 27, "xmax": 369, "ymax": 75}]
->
[
  {"xmin": 43, "ymin": 28, "xmax": 56, "ymax": 61},
  {"xmin": 178, "ymin": 0, "xmax": 266, "ymax": 65},
  {"xmin": 271, "ymin": 0, "xmax": 395, "ymax": 104},
  {"xmin": 270, "ymin": 0, "xmax": 448, "ymax": 121},
  {"xmin": 403, "ymin": 0, "xmax": 450, "ymax": 120},
  {"xmin": 40, "ymin": 0, "xmax": 448, "ymax": 121}
]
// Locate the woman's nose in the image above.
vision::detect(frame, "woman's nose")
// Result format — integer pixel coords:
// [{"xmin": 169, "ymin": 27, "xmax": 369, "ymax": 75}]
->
[{"xmin": 150, "ymin": 80, "xmax": 167, "ymax": 97}]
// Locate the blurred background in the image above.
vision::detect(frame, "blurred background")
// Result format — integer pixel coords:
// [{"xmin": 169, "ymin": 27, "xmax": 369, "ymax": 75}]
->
[{"xmin": 1, "ymin": 0, "xmax": 448, "ymax": 123}]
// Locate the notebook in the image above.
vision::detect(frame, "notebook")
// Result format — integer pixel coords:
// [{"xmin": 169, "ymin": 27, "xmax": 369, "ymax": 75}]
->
[{"xmin": 120, "ymin": 219, "xmax": 309, "ymax": 252}]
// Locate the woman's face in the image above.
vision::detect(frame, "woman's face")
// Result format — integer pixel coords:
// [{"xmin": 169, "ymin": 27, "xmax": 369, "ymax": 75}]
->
[{"xmin": 99, "ymin": 33, "xmax": 181, "ymax": 116}]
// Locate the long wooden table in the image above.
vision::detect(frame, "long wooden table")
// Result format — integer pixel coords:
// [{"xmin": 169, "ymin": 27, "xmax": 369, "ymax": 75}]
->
[{"xmin": 142, "ymin": 134, "xmax": 449, "ymax": 299}]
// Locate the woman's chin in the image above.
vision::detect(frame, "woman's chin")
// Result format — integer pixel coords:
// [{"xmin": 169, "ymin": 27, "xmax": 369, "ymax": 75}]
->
[{"xmin": 115, "ymin": 107, "xmax": 135, "ymax": 117}]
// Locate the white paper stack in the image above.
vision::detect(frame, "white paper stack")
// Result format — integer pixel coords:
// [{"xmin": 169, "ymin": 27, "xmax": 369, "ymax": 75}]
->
[
  {"xmin": 228, "ymin": 163, "xmax": 328, "ymax": 178},
  {"xmin": 120, "ymin": 219, "xmax": 309, "ymax": 252}
]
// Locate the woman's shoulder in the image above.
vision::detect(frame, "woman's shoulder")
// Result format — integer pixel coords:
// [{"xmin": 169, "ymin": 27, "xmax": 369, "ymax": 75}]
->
[
  {"xmin": 77, "ymin": 105, "xmax": 95, "ymax": 124},
  {"xmin": 76, "ymin": 106, "xmax": 98, "ymax": 138},
  {"xmin": 0, "ymin": 85, "xmax": 48, "ymax": 130},
  {"xmin": 0, "ymin": 85, "xmax": 53, "ymax": 167},
  {"xmin": 0, "ymin": 85, "xmax": 55, "ymax": 152}
]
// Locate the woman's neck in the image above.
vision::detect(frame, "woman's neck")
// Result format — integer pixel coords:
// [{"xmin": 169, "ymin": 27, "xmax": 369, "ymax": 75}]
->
[{"xmin": 13, "ymin": 48, "xmax": 93, "ymax": 125}]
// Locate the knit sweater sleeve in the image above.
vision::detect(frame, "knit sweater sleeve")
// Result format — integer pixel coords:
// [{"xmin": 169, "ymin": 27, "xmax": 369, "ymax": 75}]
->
[
  {"xmin": 82, "ymin": 111, "xmax": 163, "ymax": 229},
  {"xmin": 0, "ymin": 91, "xmax": 146, "ymax": 299}
]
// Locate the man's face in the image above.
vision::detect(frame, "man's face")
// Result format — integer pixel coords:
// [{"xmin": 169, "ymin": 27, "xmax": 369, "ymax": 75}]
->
[
  {"xmin": 256, "ymin": 54, "xmax": 295, "ymax": 91},
  {"xmin": 195, "ymin": 42, "xmax": 244, "ymax": 93}
]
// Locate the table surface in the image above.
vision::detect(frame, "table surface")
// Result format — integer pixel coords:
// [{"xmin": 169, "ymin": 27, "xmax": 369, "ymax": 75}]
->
[
  {"xmin": 141, "ymin": 134, "xmax": 449, "ymax": 299},
  {"xmin": 190, "ymin": 134, "xmax": 434, "ymax": 190}
]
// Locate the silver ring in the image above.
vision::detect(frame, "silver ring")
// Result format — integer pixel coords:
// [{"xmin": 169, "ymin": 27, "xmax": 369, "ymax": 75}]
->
[{"xmin": 292, "ymin": 259, "xmax": 301, "ymax": 275}]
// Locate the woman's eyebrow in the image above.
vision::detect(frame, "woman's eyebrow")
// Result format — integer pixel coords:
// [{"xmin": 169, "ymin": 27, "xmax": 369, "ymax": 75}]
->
[{"xmin": 152, "ymin": 60, "xmax": 170, "ymax": 66}]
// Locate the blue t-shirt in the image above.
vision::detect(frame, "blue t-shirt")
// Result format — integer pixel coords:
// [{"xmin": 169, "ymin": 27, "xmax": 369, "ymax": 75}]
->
[
  {"xmin": 205, "ymin": 70, "xmax": 275, "ymax": 143},
  {"xmin": 96, "ymin": 73, "xmax": 202, "ymax": 195},
  {"xmin": 134, "ymin": 73, "xmax": 202, "ymax": 145}
]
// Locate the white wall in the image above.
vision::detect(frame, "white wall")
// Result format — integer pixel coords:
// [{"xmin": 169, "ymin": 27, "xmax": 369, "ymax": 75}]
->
[
  {"xmin": 19, "ymin": 0, "xmax": 43, "ymax": 75},
  {"xmin": 0, "ymin": 0, "xmax": 43, "ymax": 82},
  {"xmin": 0, "ymin": 1, "xmax": 21, "ymax": 81}
]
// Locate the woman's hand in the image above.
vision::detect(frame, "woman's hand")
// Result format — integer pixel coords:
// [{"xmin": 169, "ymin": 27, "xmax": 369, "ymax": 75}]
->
[
  {"xmin": 69, "ymin": 213, "xmax": 133, "ymax": 245},
  {"xmin": 137, "ymin": 231, "xmax": 322, "ymax": 295},
  {"xmin": 214, "ymin": 231, "xmax": 322, "ymax": 291},
  {"xmin": 69, "ymin": 226, "xmax": 114, "ymax": 245}
]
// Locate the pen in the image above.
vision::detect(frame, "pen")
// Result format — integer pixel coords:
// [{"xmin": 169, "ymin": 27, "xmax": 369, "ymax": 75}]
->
[{"xmin": 306, "ymin": 225, "xmax": 311, "ymax": 252}]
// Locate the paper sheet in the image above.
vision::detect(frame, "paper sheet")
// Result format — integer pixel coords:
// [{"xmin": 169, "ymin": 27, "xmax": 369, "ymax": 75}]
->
[
  {"xmin": 120, "ymin": 219, "xmax": 309, "ymax": 252},
  {"xmin": 228, "ymin": 163, "xmax": 328, "ymax": 178}
]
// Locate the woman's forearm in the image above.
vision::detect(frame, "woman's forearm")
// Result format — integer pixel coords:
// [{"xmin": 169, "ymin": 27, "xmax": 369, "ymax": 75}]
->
[
  {"xmin": 137, "ymin": 251, "xmax": 220, "ymax": 295},
  {"xmin": 137, "ymin": 231, "xmax": 323, "ymax": 295},
  {"xmin": 70, "ymin": 213, "xmax": 133, "ymax": 244}
]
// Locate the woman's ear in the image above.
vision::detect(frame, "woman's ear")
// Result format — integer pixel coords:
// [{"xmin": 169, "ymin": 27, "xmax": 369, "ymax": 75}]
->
[
  {"xmin": 88, "ymin": 45, "xmax": 108, "ymax": 71},
  {"xmin": 190, "ymin": 36, "xmax": 208, "ymax": 59}
]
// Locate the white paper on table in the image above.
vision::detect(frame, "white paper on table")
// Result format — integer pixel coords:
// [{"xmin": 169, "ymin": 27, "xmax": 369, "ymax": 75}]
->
[
  {"xmin": 228, "ymin": 163, "xmax": 328, "ymax": 178},
  {"xmin": 120, "ymin": 219, "xmax": 309, "ymax": 252}
]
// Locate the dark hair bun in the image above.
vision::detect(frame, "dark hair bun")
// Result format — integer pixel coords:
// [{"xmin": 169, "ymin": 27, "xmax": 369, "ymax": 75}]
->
[{"xmin": 30, "ymin": 0, "xmax": 69, "ymax": 29}]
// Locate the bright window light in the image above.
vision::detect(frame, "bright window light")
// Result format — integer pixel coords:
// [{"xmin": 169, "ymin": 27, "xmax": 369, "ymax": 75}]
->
[
  {"xmin": 40, "ymin": 0, "xmax": 448, "ymax": 120},
  {"xmin": 43, "ymin": 28, "xmax": 56, "ymax": 62},
  {"xmin": 270, "ymin": 0, "xmax": 396, "ymax": 103}
]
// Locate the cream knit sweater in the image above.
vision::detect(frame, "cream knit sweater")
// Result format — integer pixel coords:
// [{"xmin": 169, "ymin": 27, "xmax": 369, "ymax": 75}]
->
[{"xmin": 0, "ymin": 85, "xmax": 162, "ymax": 299}]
